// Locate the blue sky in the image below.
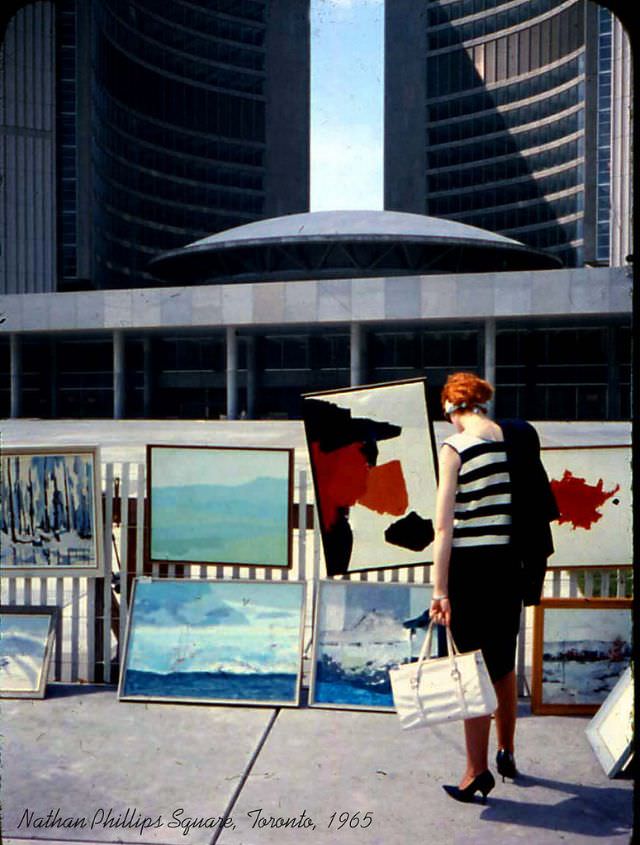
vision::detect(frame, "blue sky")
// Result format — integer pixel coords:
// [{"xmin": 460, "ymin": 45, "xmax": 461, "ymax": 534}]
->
[{"xmin": 310, "ymin": 0, "xmax": 384, "ymax": 210}]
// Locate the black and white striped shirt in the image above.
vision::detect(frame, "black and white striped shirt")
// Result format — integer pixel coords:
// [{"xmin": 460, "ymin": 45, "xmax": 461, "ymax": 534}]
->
[{"xmin": 444, "ymin": 432, "xmax": 512, "ymax": 548}]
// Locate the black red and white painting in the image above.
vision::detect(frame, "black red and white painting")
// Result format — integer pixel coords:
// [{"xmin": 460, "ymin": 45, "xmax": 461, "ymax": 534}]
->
[
  {"xmin": 0, "ymin": 447, "xmax": 103, "ymax": 576},
  {"xmin": 302, "ymin": 379, "xmax": 438, "ymax": 575},
  {"xmin": 541, "ymin": 446, "xmax": 632, "ymax": 567}
]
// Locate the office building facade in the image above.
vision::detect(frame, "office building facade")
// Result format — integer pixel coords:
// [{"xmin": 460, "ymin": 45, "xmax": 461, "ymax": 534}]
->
[
  {"xmin": 0, "ymin": 0, "xmax": 310, "ymax": 294},
  {"xmin": 385, "ymin": 0, "xmax": 632, "ymax": 269}
]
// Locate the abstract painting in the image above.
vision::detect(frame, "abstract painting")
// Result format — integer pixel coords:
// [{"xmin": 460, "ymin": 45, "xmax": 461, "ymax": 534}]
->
[
  {"xmin": 302, "ymin": 379, "xmax": 438, "ymax": 575},
  {"xmin": 531, "ymin": 599, "xmax": 632, "ymax": 715},
  {"xmin": 0, "ymin": 607, "xmax": 58, "ymax": 698},
  {"xmin": 586, "ymin": 666, "xmax": 634, "ymax": 778},
  {"xmin": 309, "ymin": 580, "xmax": 433, "ymax": 711},
  {"xmin": 147, "ymin": 446, "xmax": 293, "ymax": 568},
  {"xmin": 0, "ymin": 448, "xmax": 103, "ymax": 576},
  {"xmin": 541, "ymin": 446, "xmax": 632, "ymax": 567},
  {"xmin": 119, "ymin": 578, "xmax": 306, "ymax": 705}
]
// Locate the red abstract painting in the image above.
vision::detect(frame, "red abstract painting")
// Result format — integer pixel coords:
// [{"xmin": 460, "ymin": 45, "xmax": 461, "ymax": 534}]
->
[{"xmin": 551, "ymin": 470, "xmax": 620, "ymax": 531}]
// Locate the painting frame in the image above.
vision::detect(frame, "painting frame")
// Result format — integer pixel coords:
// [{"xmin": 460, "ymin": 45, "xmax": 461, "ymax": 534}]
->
[
  {"xmin": 145, "ymin": 445, "xmax": 294, "ymax": 569},
  {"xmin": 302, "ymin": 377, "xmax": 439, "ymax": 576},
  {"xmin": 586, "ymin": 666, "xmax": 634, "ymax": 778},
  {"xmin": 0, "ymin": 605, "xmax": 58, "ymax": 699},
  {"xmin": 541, "ymin": 445, "xmax": 632, "ymax": 569},
  {"xmin": 0, "ymin": 446, "xmax": 104, "ymax": 577},
  {"xmin": 531, "ymin": 598, "xmax": 632, "ymax": 716},
  {"xmin": 118, "ymin": 577, "xmax": 306, "ymax": 707},
  {"xmin": 308, "ymin": 579, "xmax": 434, "ymax": 712}
]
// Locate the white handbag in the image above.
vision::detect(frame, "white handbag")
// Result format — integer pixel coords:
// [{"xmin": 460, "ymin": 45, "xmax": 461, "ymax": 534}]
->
[{"xmin": 389, "ymin": 621, "xmax": 497, "ymax": 730}]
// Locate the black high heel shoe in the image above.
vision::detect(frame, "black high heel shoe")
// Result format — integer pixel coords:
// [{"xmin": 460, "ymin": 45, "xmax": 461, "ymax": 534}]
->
[
  {"xmin": 442, "ymin": 770, "xmax": 495, "ymax": 804},
  {"xmin": 496, "ymin": 749, "xmax": 519, "ymax": 781}
]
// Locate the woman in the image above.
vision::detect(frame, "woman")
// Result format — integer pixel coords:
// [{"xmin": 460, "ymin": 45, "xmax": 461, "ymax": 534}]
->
[{"xmin": 430, "ymin": 371, "xmax": 556, "ymax": 804}]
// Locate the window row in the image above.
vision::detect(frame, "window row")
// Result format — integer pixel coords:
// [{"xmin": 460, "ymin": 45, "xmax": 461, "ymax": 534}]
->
[
  {"xmin": 427, "ymin": 138, "xmax": 582, "ymax": 188},
  {"xmin": 427, "ymin": 84, "xmax": 583, "ymax": 145},
  {"xmin": 94, "ymin": 34, "xmax": 266, "ymax": 141},
  {"xmin": 428, "ymin": 0, "xmax": 571, "ymax": 49},
  {"xmin": 94, "ymin": 91, "xmax": 265, "ymax": 168},
  {"xmin": 426, "ymin": 54, "xmax": 582, "ymax": 119},
  {"xmin": 427, "ymin": 111, "xmax": 582, "ymax": 167},
  {"xmin": 428, "ymin": 166, "xmax": 582, "ymax": 213},
  {"xmin": 427, "ymin": 4, "xmax": 583, "ymax": 94}
]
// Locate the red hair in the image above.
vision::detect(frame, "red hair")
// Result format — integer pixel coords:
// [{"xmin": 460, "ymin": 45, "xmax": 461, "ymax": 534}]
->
[{"xmin": 441, "ymin": 371, "xmax": 494, "ymax": 412}]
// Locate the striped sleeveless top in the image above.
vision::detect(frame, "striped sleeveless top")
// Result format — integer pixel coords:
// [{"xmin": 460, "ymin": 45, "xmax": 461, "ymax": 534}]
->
[{"xmin": 444, "ymin": 432, "xmax": 512, "ymax": 548}]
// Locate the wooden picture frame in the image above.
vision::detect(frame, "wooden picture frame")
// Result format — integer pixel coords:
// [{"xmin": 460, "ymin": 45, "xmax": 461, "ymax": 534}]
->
[
  {"xmin": 302, "ymin": 378, "xmax": 439, "ymax": 576},
  {"xmin": 0, "ymin": 606, "xmax": 58, "ymax": 698},
  {"xmin": 309, "ymin": 580, "xmax": 434, "ymax": 712},
  {"xmin": 541, "ymin": 445, "xmax": 632, "ymax": 569},
  {"xmin": 119, "ymin": 578, "xmax": 306, "ymax": 706},
  {"xmin": 586, "ymin": 666, "xmax": 634, "ymax": 777},
  {"xmin": 146, "ymin": 445, "xmax": 294, "ymax": 569},
  {"xmin": 531, "ymin": 598, "xmax": 632, "ymax": 715},
  {"xmin": 0, "ymin": 446, "xmax": 104, "ymax": 577}
]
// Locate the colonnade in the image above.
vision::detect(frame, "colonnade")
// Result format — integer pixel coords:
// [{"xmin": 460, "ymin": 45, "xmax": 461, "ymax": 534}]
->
[{"xmin": 6, "ymin": 319, "xmax": 499, "ymax": 419}]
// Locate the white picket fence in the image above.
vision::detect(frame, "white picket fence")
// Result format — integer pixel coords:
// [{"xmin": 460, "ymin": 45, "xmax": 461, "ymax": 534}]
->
[{"xmin": 1, "ymin": 461, "xmax": 632, "ymax": 693}]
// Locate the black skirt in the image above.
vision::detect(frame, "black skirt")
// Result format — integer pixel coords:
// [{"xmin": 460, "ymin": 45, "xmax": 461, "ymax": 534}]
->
[{"xmin": 447, "ymin": 545, "xmax": 522, "ymax": 684}]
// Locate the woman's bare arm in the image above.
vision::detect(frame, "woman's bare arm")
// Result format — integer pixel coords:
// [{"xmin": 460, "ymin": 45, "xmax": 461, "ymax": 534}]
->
[{"xmin": 430, "ymin": 444, "xmax": 460, "ymax": 626}]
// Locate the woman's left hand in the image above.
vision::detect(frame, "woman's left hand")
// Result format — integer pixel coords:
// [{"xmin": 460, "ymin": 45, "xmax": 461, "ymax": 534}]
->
[{"xmin": 430, "ymin": 597, "xmax": 451, "ymax": 627}]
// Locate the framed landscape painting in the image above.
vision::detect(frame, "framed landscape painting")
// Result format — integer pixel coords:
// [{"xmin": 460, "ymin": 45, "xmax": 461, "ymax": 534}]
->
[
  {"xmin": 0, "ymin": 447, "xmax": 103, "ymax": 576},
  {"xmin": 586, "ymin": 666, "xmax": 634, "ymax": 778},
  {"xmin": 0, "ymin": 606, "xmax": 58, "ymax": 698},
  {"xmin": 531, "ymin": 599, "xmax": 632, "ymax": 715},
  {"xmin": 147, "ymin": 445, "xmax": 293, "ymax": 568},
  {"xmin": 309, "ymin": 580, "xmax": 433, "ymax": 711},
  {"xmin": 302, "ymin": 378, "xmax": 438, "ymax": 575},
  {"xmin": 541, "ymin": 446, "xmax": 632, "ymax": 568},
  {"xmin": 119, "ymin": 578, "xmax": 306, "ymax": 706}
]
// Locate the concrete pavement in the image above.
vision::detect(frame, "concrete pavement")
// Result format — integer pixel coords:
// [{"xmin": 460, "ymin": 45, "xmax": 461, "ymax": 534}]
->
[{"xmin": 2, "ymin": 684, "xmax": 634, "ymax": 845}]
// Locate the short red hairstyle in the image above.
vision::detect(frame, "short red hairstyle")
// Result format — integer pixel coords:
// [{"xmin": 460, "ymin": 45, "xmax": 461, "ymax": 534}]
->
[{"xmin": 441, "ymin": 371, "xmax": 494, "ymax": 412}]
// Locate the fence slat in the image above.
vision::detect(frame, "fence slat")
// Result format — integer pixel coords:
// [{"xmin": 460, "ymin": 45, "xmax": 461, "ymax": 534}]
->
[
  {"xmin": 103, "ymin": 465, "xmax": 114, "ymax": 684},
  {"xmin": 297, "ymin": 470, "xmax": 307, "ymax": 582},
  {"xmin": 119, "ymin": 465, "xmax": 130, "ymax": 660},
  {"xmin": 55, "ymin": 578, "xmax": 64, "ymax": 681},
  {"xmin": 71, "ymin": 578, "xmax": 80, "ymax": 681},
  {"xmin": 136, "ymin": 464, "xmax": 145, "ymax": 576}
]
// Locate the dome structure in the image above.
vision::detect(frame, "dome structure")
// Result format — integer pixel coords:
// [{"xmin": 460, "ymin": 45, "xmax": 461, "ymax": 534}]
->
[{"xmin": 149, "ymin": 209, "xmax": 562, "ymax": 284}]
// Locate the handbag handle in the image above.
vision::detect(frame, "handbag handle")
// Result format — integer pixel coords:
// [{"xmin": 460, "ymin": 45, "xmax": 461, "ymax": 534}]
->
[{"xmin": 414, "ymin": 621, "xmax": 470, "ymax": 720}]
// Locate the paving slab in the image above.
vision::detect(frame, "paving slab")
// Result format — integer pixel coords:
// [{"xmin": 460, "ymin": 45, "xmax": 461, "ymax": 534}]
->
[
  {"xmin": 219, "ymin": 706, "xmax": 634, "ymax": 845},
  {"xmin": 2, "ymin": 685, "xmax": 275, "ymax": 845}
]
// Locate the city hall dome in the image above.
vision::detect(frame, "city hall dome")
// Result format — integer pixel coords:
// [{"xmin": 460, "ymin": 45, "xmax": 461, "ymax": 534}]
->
[{"xmin": 149, "ymin": 209, "xmax": 562, "ymax": 284}]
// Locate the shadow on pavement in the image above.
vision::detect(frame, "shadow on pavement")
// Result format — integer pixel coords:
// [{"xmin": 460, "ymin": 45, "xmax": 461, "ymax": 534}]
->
[{"xmin": 480, "ymin": 775, "xmax": 632, "ymax": 838}]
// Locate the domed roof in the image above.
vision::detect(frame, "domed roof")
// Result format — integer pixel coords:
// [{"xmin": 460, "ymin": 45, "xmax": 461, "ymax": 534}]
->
[{"xmin": 149, "ymin": 209, "xmax": 562, "ymax": 283}]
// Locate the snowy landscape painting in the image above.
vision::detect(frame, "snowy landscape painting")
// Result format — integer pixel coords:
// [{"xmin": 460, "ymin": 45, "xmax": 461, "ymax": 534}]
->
[
  {"xmin": 148, "ymin": 446, "xmax": 292, "ymax": 567},
  {"xmin": 0, "ymin": 448, "xmax": 102, "ymax": 575},
  {"xmin": 310, "ymin": 580, "xmax": 433, "ymax": 710},
  {"xmin": 0, "ymin": 608, "xmax": 57, "ymax": 698},
  {"xmin": 119, "ymin": 579, "xmax": 305, "ymax": 705},
  {"xmin": 532, "ymin": 599, "xmax": 632, "ymax": 715}
]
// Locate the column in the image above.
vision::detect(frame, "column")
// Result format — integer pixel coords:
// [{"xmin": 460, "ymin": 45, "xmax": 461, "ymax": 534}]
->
[
  {"xmin": 113, "ymin": 329, "xmax": 125, "ymax": 420},
  {"xmin": 10, "ymin": 334, "xmax": 22, "ymax": 418},
  {"xmin": 226, "ymin": 327, "xmax": 239, "ymax": 420},
  {"xmin": 246, "ymin": 335, "xmax": 257, "ymax": 419},
  {"xmin": 143, "ymin": 336, "xmax": 152, "ymax": 418},
  {"xmin": 350, "ymin": 323, "xmax": 366, "ymax": 386},
  {"xmin": 484, "ymin": 318, "xmax": 496, "ymax": 414}
]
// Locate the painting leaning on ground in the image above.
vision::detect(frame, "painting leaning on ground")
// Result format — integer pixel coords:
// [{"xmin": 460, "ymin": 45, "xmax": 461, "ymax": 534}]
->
[
  {"xmin": 119, "ymin": 579, "xmax": 306, "ymax": 705},
  {"xmin": 1, "ymin": 450, "xmax": 97, "ymax": 570}
]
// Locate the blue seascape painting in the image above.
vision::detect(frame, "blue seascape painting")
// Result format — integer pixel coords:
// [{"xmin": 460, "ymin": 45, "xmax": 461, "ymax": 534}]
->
[
  {"xmin": 311, "ymin": 581, "xmax": 432, "ymax": 710},
  {"xmin": 120, "ymin": 579, "xmax": 305, "ymax": 705},
  {"xmin": 149, "ymin": 447, "xmax": 291, "ymax": 567}
]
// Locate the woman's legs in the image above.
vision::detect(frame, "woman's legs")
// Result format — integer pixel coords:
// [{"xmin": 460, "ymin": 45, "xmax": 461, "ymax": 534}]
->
[
  {"xmin": 494, "ymin": 669, "xmax": 517, "ymax": 752},
  {"xmin": 460, "ymin": 715, "xmax": 492, "ymax": 787}
]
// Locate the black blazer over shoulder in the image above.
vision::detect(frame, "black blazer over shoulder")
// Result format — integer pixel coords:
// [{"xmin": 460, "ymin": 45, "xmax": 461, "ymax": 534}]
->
[{"xmin": 498, "ymin": 418, "xmax": 559, "ymax": 606}]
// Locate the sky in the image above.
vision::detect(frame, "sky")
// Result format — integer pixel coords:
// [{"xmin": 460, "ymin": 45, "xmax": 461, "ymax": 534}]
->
[{"xmin": 310, "ymin": 0, "xmax": 384, "ymax": 211}]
